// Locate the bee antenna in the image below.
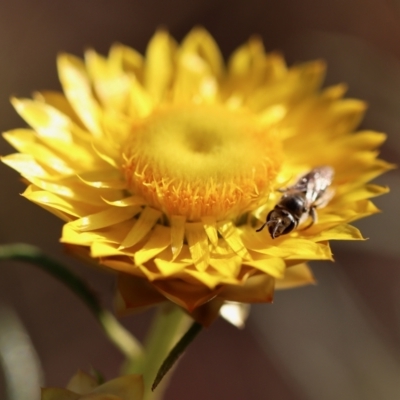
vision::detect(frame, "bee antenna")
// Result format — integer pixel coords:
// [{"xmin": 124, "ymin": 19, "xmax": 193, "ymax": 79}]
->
[{"xmin": 256, "ymin": 223, "xmax": 267, "ymax": 232}]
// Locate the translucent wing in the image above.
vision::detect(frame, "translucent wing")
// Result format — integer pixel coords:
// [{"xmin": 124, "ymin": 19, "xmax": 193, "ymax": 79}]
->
[
  {"xmin": 303, "ymin": 166, "xmax": 334, "ymax": 204},
  {"xmin": 283, "ymin": 166, "xmax": 334, "ymax": 203}
]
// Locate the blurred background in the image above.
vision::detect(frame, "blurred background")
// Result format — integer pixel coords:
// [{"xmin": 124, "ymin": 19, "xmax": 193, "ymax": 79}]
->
[{"xmin": 0, "ymin": 1, "xmax": 399, "ymax": 399}]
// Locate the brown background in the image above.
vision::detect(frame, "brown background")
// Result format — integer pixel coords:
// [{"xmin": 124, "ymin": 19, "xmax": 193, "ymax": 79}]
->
[{"xmin": 0, "ymin": 1, "xmax": 399, "ymax": 399}]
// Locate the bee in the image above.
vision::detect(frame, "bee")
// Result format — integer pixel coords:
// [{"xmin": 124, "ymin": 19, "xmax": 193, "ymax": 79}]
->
[{"xmin": 256, "ymin": 166, "xmax": 335, "ymax": 239}]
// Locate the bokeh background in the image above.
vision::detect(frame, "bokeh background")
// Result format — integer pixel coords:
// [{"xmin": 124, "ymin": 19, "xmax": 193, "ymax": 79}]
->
[{"xmin": 0, "ymin": 1, "xmax": 399, "ymax": 399}]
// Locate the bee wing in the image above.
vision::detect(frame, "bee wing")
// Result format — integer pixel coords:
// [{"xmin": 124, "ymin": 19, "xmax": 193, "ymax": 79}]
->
[
  {"xmin": 304, "ymin": 166, "xmax": 334, "ymax": 203},
  {"xmin": 279, "ymin": 166, "xmax": 334, "ymax": 204},
  {"xmin": 314, "ymin": 187, "xmax": 335, "ymax": 208}
]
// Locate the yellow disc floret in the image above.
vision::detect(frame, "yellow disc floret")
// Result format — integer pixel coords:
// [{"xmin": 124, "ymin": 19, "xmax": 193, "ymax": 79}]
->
[{"xmin": 122, "ymin": 105, "xmax": 282, "ymax": 221}]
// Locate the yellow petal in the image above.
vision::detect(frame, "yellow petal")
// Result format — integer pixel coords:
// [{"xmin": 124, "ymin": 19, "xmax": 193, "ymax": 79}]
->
[
  {"xmin": 11, "ymin": 98, "xmax": 73, "ymax": 143},
  {"xmin": 309, "ymin": 224, "xmax": 364, "ymax": 241},
  {"xmin": 181, "ymin": 27, "xmax": 224, "ymax": 78},
  {"xmin": 185, "ymin": 222, "xmax": 209, "ymax": 271},
  {"xmin": 144, "ymin": 29, "xmax": 176, "ymax": 102},
  {"xmin": 219, "ymin": 274, "xmax": 275, "ymax": 303},
  {"xmin": 28, "ymin": 177, "xmax": 109, "ymax": 206},
  {"xmin": 10, "ymin": 98, "xmax": 106, "ymax": 172},
  {"xmin": 154, "ymin": 257, "xmax": 192, "ymax": 277},
  {"xmin": 91, "ymin": 140, "xmax": 120, "ymax": 169},
  {"xmin": 127, "ymin": 76, "xmax": 154, "ymax": 118},
  {"xmin": 2, "ymin": 153, "xmax": 52, "ymax": 179},
  {"xmin": 243, "ymin": 229, "xmax": 333, "ymax": 261},
  {"xmin": 85, "ymin": 49, "xmax": 130, "ymax": 112},
  {"xmin": 41, "ymin": 388, "xmax": 79, "ymax": 400},
  {"xmin": 68, "ymin": 206, "xmax": 140, "ymax": 231},
  {"xmin": 78, "ymin": 169, "xmax": 127, "ymax": 190},
  {"xmin": 116, "ymin": 273, "xmax": 165, "ymax": 312},
  {"xmin": 101, "ymin": 258, "xmax": 137, "ymax": 274},
  {"xmin": 218, "ymin": 221, "xmax": 250, "ymax": 259},
  {"xmin": 57, "ymin": 54, "xmax": 103, "ymax": 137},
  {"xmin": 173, "ymin": 27, "xmax": 223, "ymax": 104},
  {"xmin": 243, "ymin": 255, "xmax": 286, "ymax": 278},
  {"xmin": 62, "ymin": 225, "xmax": 103, "ymax": 246},
  {"xmin": 334, "ymin": 199, "xmax": 381, "ymax": 222},
  {"xmin": 228, "ymin": 36, "xmax": 266, "ymax": 78},
  {"xmin": 339, "ymin": 130, "xmax": 387, "ymax": 150},
  {"xmin": 202, "ymin": 216, "xmax": 218, "ymax": 246},
  {"xmin": 120, "ymin": 207, "xmax": 162, "ymax": 248},
  {"xmin": 134, "ymin": 225, "xmax": 171, "ymax": 265},
  {"xmin": 333, "ymin": 184, "xmax": 389, "ymax": 205},
  {"xmin": 321, "ymin": 83, "xmax": 347, "ymax": 100},
  {"xmin": 152, "ymin": 279, "xmax": 221, "ymax": 311},
  {"xmin": 276, "ymin": 263, "xmax": 315, "ymax": 289},
  {"xmin": 24, "ymin": 186, "xmax": 98, "ymax": 219},
  {"xmin": 90, "ymin": 242, "xmax": 125, "ymax": 258},
  {"xmin": 170, "ymin": 215, "xmax": 186, "ymax": 259},
  {"xmin": 66, "ymin": 370, "xmax": 98, "ymax": 395},
  {"xmin": 324, "ymin": 98, "xmax": 367, "ymax": 136},
  {"xmin": 89, "ymin": 374, "xmax": 144, "ymax": 400},
  {"xmin": 33, "ymin": 90, "xmax": 82, "ymax": 125},
  {"xmin": 209, "ymin": 254, "xmax": 242, "ymax": 279},
  {"xmin": 267, "ymin": 239, "xmax": 332, "ymax": 260},
  {"xmin": 248, "ymin": 60, "xmax": 326, "ymax": 111},
  {"xmin": 189, "ymin": 297, "xmax": 224, "ymax": 327},
  {"xmin": 183, "ymin": 268, "xmax": 235, "ymax": 289},
  {"xmin": 173, "ymin": 51, "xmax": 218, "ymax": 103},
  {"xmin": 3, "ymin": 130, "xmax": 75, "ymax": 175},
  {"xmin": 152, "ymin": 246, "xmax": 193, "ymax": 276},
  {"xmin": 109, "ymin": 43, "xmax": 144, "ymax": 79},
  {"xmin": 137, "ymin": 263, "xmax": 165, "ymax": 281}
]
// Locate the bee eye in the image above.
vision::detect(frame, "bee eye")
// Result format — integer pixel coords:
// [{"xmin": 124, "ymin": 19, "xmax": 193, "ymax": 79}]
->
[
  {"xmin": 266, "ymin": 209, "xmax": 275, "ymax": 220},
  {"xmin": 282, "ymin": 217, "xmax": 296, "ymax": 234}
]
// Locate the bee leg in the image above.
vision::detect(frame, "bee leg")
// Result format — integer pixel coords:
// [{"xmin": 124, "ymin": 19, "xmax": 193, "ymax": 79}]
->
[
  {"xmin": 309, "ymin": 206, "xmax": 318, "ymax": 226},
  {"xmin": 299, "ymin": 207, "xmax": 318, "ymax": 231}
]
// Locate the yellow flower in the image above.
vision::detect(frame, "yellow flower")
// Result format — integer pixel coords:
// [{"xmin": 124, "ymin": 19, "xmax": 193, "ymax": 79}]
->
[
  {"xmin": 41, "ymin": 370, "xmax": 143, "ymax": 400},
  {"xmin": 2, "ymin": 28, "xmax": 392, "ymax": 324}
]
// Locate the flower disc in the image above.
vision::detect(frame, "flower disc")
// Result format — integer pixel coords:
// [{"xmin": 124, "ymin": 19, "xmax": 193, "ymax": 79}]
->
[{"xmin": 123, "ymin": 104, "xmax": 281, "ymax": 221}]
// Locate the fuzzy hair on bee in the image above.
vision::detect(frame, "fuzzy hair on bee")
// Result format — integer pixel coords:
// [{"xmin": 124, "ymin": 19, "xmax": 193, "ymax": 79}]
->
[{"xmin": 257, "ymin": 166, "xmax": 335, "ymax": 239}]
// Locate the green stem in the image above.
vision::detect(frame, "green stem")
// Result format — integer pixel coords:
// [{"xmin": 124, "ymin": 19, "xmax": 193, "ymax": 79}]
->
[
  {"xmin": 125, "ymin": 303, "xmax": 192, "ymax": 400},
  {"xmin": 97, "ymin": 310, "xmax": 143, "ymax": 359},
  {"xmin": 0, "ymin": 243, "xmax": 143, "ymax": 359}
]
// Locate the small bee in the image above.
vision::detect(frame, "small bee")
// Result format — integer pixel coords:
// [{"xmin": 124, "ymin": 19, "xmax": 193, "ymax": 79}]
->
[{"xmin": 256, "ymin": 166, "xmax": 335, "ymax": 239}]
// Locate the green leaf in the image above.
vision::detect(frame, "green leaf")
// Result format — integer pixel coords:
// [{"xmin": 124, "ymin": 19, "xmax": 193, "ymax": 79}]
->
[
  {"xmin": 0, "ymin": 243, "xmax": 143, "ymax": 359},
  {"xmin": 152, "ymin": 321, "xmax": 202, "ymax": 391}
]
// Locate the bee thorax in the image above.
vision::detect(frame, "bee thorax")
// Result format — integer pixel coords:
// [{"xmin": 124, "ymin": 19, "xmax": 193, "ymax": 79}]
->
[{"xmin": 279, "ymin": 194, "xmax": 307, "ymax": 219}]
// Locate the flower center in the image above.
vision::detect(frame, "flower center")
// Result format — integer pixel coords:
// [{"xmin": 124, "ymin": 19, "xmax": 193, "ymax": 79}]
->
[{"xmin": 122, "ymin": 105, "xmax": 282, "ymax": 221}]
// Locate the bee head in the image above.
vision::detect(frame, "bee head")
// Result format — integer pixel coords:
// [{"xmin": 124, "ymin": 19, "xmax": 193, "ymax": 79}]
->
[{"xmin": 266, "ymin": 209, "xmax": 297, "ymax": 239}]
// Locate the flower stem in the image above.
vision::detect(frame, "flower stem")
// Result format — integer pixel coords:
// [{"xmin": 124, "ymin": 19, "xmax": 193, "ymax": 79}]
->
[
  {"xmin": 125, "ymin": 303, "xmax": 192, "ymax": 400},
  {"xmin": 97, "ymin": 310, "xmax": 143, "ymax": 359},
  {"xmin": 0, "ymin": 243, "xmax": 143, "ymax": 359}
]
